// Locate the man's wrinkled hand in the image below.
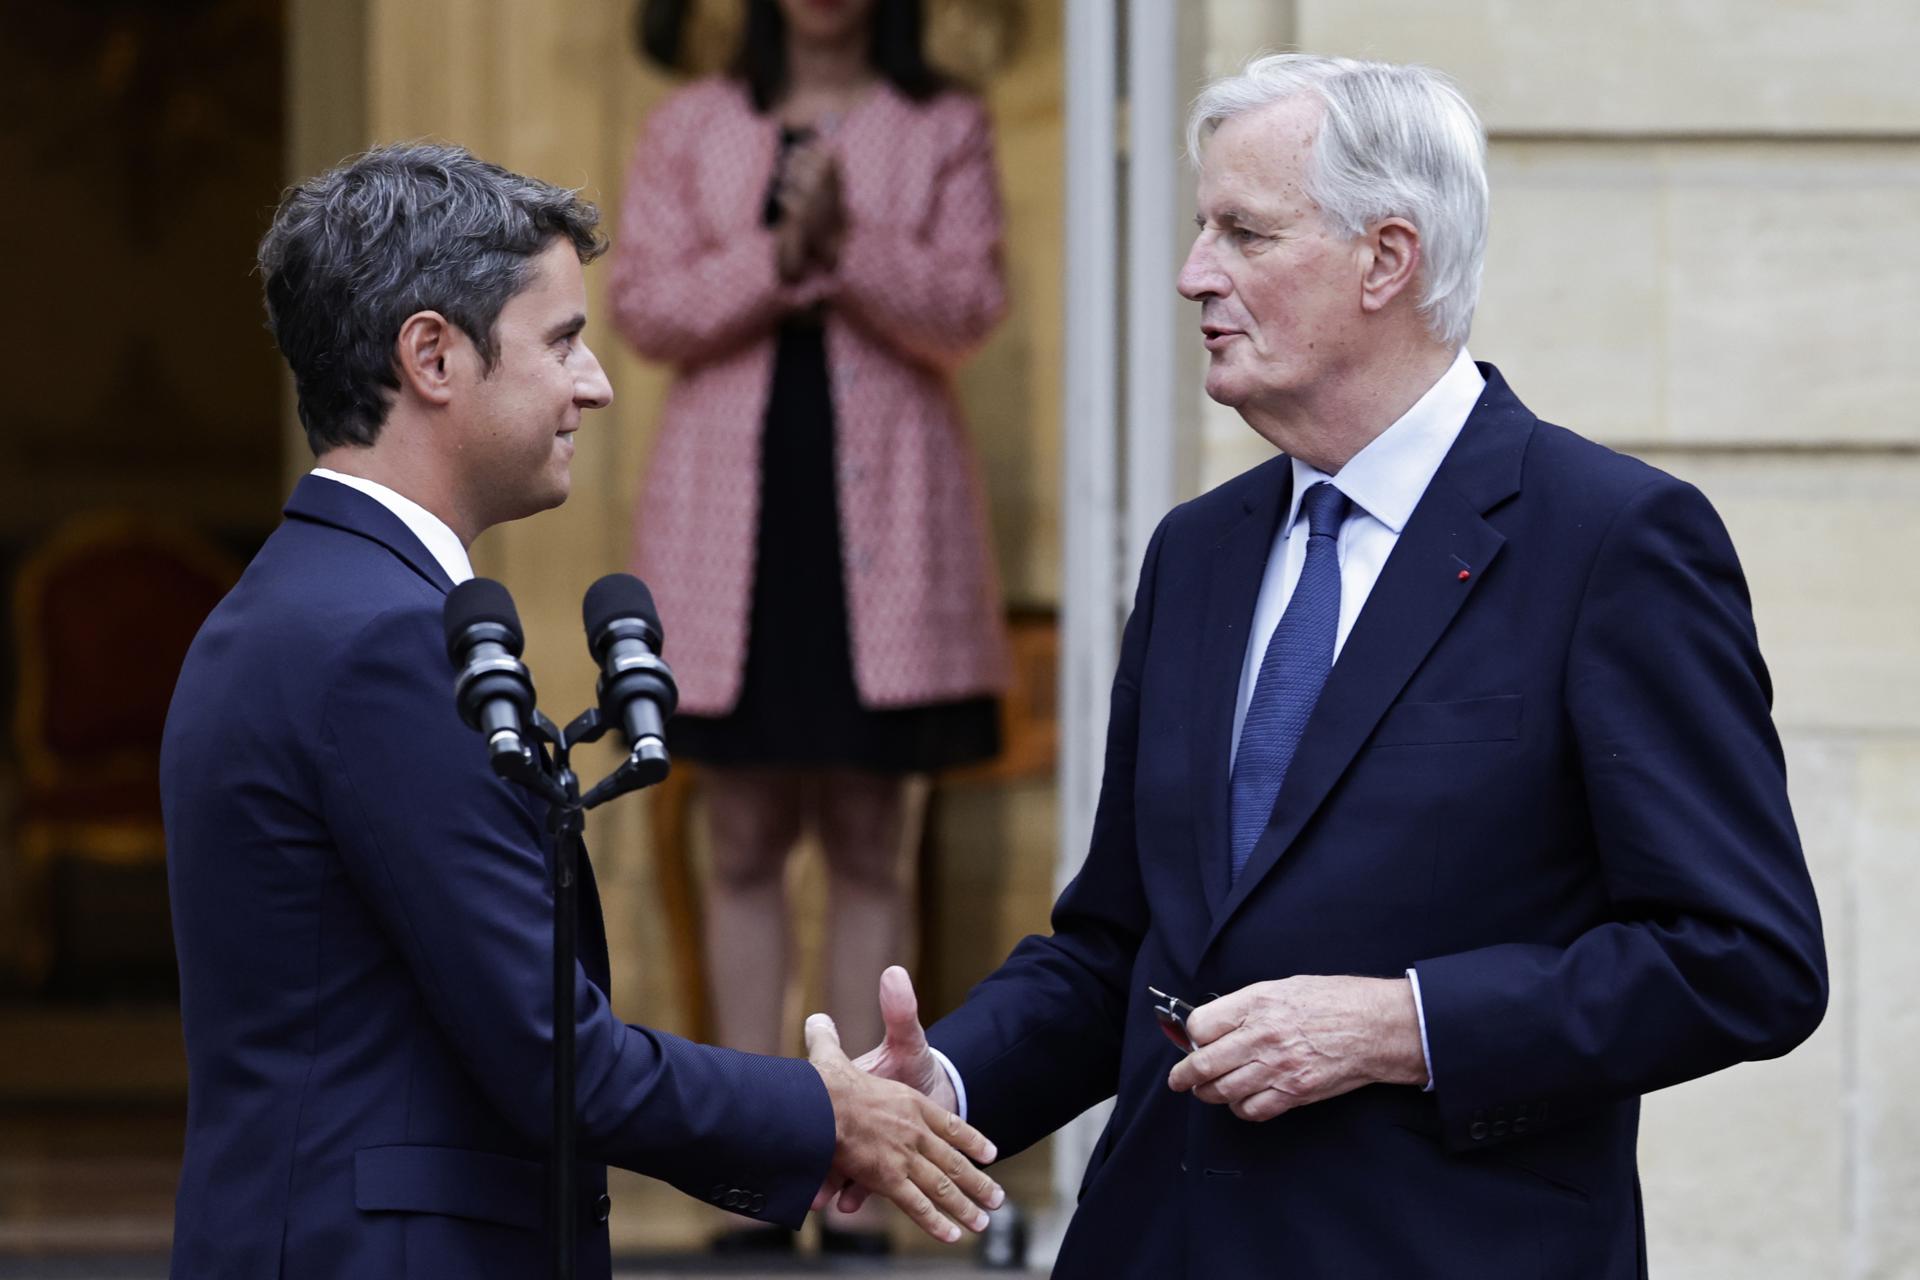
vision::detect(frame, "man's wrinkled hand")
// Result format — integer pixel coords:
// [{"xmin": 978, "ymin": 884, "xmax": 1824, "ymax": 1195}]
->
[
  {"xmin": 1165, "ymin": 975, "xmax": 1427, "ymax": 1122},
  {"xmin": 812, "ymin": 965, "xmax": 960, "ymax": 1215},
  {"xmin": 805, "ymin": 1010, "xmax": 1002, "ymax": 1243}
]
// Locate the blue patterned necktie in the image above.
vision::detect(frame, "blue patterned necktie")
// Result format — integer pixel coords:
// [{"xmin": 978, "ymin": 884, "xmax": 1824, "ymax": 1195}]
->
[{"xmin": 1228, "ymin": 481, "xmax": 1351, "ymax": 885}]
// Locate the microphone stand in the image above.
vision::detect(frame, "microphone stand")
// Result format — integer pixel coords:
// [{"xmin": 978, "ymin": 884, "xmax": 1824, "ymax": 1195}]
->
[{"xmin": 491, "ymin": 708, "xmax": 669, "ymax": 1280}]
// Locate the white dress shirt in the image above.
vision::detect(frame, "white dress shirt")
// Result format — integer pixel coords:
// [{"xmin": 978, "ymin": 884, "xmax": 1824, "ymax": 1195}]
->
[
  {"xmin": 1230, "ymin": 348, "xmax": 1485, "ymax": 762},
  {"xmin": 1228, "ymin": 346, "xmax": 1485, "ymax": 1092},
  {"xmin": 310, "ymin": 468, "xmax": 474, "ymax": 586}
]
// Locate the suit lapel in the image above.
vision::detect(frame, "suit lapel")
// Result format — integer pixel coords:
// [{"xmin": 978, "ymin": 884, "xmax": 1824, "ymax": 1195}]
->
[
  {"xmin": 283, "ymin": 473, "xmax": 457, "ymax": 594},
  {"xmin": 1188, "ymin": 459, "xmax": 1292, "ymax": 922},
  {"xmin": 1203, "ymin": 367, "xmax": 1533, "ymax": 947}
]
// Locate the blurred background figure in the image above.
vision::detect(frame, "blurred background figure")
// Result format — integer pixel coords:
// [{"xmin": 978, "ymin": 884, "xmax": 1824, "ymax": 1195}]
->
[{"xmin": 610, "ymin": 0, "xmax": 1010, "ymax": 1256}]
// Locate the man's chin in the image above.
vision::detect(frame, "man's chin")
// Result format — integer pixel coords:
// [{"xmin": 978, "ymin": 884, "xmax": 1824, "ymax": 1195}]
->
[
  {"xmin": 541, "ymin": 458, "xmax": 573, "ymax": 510},
  {"xmin": 1204, "ymin": 367, "xmax": 1250, "ymax": 409},
  {"xmin": 501, "ymin": 481, "xmax": 571, "ymax": 526}
]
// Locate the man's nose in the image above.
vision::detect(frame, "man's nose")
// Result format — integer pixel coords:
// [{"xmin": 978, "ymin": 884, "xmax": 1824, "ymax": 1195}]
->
[
  {"xmin": 576, "ymin": 341, "xmax": 614, "ymax": 409},
  {"xmin": 1177, "ymin": 235, "xmax": 1226, "ymax": 302}
]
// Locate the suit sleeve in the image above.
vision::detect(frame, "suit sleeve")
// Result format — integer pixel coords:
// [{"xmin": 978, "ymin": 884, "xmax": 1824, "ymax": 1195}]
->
[
  {"xmin": 1412, "ymin": 476, "xmax": 1827, "ymax": 1152},
  {"xmin": 830, "ymin": 98, "xmax": 1007, "ymax": 372},
  {"xmin": 926, "ymin": 520, "xmax": 1166, "ymax": 1158},
  {"xmin": 607, "ymin": 94, "xmax": 824, "ymax": 367},
  {"xmin": 316, "ymin": 605, "xmax": 834, "ymax": 1225}
]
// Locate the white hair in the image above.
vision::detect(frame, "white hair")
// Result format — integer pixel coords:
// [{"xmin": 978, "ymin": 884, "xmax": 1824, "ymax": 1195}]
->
[{"xmin": 1187, "ymin": 53, "xmax": 1489, "ymax": 349}]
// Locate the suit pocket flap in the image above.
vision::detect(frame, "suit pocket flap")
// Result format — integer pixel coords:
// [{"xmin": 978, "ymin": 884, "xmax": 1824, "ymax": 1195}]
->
[
  {"xmin": 1371, "ymin": 694, "xmax": 1523, "ymax": 747},
  {"xmin": 355, "ymin": 1145, "xmax": 543, "ymax": 1231}
]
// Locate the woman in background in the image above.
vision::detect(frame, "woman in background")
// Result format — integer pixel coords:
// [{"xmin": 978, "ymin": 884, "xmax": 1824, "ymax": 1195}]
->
[{"xmin": 610, "ymin": 0, "xmax": 1008, "ymax": 1254}]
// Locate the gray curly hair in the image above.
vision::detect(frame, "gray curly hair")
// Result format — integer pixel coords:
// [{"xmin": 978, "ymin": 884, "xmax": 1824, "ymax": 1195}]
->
[{"xmin": 258, "ymin": 141, "xmax": 606, "ymax": 454}]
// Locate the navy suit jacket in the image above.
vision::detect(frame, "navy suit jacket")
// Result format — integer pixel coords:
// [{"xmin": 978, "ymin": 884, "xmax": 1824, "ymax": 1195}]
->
[
  {"xmin": 162, "ymin": 476, "xmax": 834, "ymax": 1279},
  {"xmin": 929, "ymin": 367, "xmax": 1826, "ymax": 1278}
]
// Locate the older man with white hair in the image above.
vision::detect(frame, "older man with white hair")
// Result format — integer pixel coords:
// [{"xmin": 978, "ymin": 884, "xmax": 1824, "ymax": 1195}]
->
[{"xmin": 834, "ymin": 54, "xmax": 1827, "ymax": 1276}]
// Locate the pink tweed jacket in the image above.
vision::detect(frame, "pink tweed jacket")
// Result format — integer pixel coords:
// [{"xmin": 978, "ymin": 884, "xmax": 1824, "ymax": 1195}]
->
[{"xmin": 611, "ymin": 77, "xmax": 1010, "ymax": 717}]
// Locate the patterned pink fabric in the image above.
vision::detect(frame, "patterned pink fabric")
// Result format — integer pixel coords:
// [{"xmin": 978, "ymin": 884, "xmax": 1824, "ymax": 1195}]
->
[{"xmin": 610, "ymin": 78, "xmax": 1010, "ymax": 716}]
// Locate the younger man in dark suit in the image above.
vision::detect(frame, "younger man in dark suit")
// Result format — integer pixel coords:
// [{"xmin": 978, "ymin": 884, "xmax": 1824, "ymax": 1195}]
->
[{"xmin": 162, "ymin": 142, "xmax": 1000, "ymax": 1279}]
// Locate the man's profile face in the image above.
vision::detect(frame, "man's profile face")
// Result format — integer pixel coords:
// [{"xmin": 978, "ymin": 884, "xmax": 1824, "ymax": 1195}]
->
[
  {"xmin": 1178, "ymin": 95, "xmax": 1366, "ymax": 417},
  {"xmin": 456, "ymin": 238, "xmax": 613, "ymax": 526}
]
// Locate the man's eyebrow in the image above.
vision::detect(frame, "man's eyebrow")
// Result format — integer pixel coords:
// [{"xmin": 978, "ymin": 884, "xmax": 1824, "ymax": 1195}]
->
[
  {"xmin": 544, "ymin": 313, "xmax": 587, "ymax": 342},
  {"xmin": 1194, "ymin": 208, "xmax": 1258, "ymax": 229}
]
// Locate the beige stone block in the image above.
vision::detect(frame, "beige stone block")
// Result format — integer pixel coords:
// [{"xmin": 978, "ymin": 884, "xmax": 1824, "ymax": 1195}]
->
[
  {"xmin": 1647, "ymin": 453, "xmax": 1920, "ymax": 735},
  {"xmin": 1475, "ymin": 141, "xmax": 1920, "ymax": 449},
  {"xmin": 1642, "ymin": 1047, "xmax": 1847, "ymax": 1278},
  {"xmin": 1851, "ymin": 740, "xmax": 1920, "ymax": 1278},
  {"xmin": 1295, "ymin": 0, "xmax": 1920, "ymax": 133},
  {"xmin": 1202, "ymin": 0, "xmax": 1297, "ymax": 78},
  {"xmin": 1472, "ymin": 145, "xmax": 1666, "ymax": 441},
  {"xmin": 1664, "ymin": 146, "xmax": 1920, "ymax": 448}
]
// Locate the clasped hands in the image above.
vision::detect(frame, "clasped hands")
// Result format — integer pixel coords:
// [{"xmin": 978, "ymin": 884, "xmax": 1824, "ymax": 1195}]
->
[
  {"xmin": 811, "ymin": 968, "xmax": 1427, "ymax": 1240},
  {"xmin": 803, "ymin": 973, "xmax": 998, "ymax": 1245},
  {"xmin": 774, "ymin": 137, "xmax": 844, "ymax": 284}
]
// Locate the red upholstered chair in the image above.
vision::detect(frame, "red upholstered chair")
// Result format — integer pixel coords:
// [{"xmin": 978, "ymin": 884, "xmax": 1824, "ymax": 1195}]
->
[{"xmin": 9, "ymin": 513, "xmax": 239, "ymax": 990}]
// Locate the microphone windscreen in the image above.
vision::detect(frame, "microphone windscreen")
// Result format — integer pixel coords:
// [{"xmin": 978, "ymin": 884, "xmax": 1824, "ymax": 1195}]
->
[
  {"xmin": 443, "ymin": 578, "xmax": 524, "ymax": 661},
  {"xmin": 582, "ymin": 573, "xmax": 660, "ymax": 648}
]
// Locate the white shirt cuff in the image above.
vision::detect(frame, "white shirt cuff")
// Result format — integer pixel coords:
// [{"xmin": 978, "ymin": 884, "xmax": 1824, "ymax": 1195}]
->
[
  {"xmin": 1405, "ymin": 967, "xmax": 1435, "ymax": 1092},
  {"xmin": 928, "ymin": 1046, "xmax": 968, "ymax": 1121}
]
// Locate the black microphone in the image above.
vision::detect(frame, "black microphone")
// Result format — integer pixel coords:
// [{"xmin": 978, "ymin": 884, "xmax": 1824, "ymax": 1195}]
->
[
  {"xmin": 444, "ymin": 578, "xmax": 538, "ymax": 773},
  {"xmin": 582, "ymin": 574, "xmax": 678, "ymax": 777}
]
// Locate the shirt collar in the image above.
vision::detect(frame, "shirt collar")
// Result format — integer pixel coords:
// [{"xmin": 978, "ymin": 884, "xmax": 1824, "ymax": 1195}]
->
[
  {"xmin": 1283, "ymin": 347, "xmax": 1487, "ymax": 535},
  {"xmin": 309, "ymin": 468, "xmax": 474, "ymax": 585}
]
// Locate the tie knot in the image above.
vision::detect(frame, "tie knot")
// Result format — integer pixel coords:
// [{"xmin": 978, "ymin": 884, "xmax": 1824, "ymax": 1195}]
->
[{"xmin": 1301, "ymin": 482, "xmax": 1350, "ymax": 539}]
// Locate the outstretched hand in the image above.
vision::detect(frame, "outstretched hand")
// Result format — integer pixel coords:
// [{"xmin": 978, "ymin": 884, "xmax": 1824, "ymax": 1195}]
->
[
  {"xmin": 814, "ymin": 965, "xmax": 964, "ymax": 1216},
  {"xmin": 805, "ymin": 1009, "xmax": 1002, "ymax": 1243}
]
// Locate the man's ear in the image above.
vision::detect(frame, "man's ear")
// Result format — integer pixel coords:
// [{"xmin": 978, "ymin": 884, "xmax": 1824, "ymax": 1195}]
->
[
  {"xmin": 393, "ymin": 310, "xmax": 459, "ymax": 407},
  {"xmin": 1359, "ymin": 218, "xmax": 1421, "ymax": 315}
]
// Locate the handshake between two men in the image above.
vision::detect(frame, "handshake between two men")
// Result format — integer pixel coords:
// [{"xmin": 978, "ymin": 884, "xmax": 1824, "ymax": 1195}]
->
[
  {"xmin": 803, "ymin": 964, "xmax": 1428, "ymax": 1242},
  {"xmin": 799, "ymin": 992, "xmax": 1001, "ymax": 1244}
]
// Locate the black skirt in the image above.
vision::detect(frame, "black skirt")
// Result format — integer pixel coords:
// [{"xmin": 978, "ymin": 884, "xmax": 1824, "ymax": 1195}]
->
[{"xmin": 667, "ymin": 322, "xmax": 1000, "ymax": 775}]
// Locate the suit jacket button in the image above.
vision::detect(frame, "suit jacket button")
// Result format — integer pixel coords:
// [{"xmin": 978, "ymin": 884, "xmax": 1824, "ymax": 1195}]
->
[
  {"xmin": 1469, "ymin": 1121, "xmax": 1489, "ymax": 1141},
  {"xmin": 709, "ymin": 1183, "xmax": 728, "ymax": 1204},
  {"xmin": 750, "ymin": 1193, "xmax": 766, "ymax": 1214},
  {"xmin": 1513, "ymin": 1117, "xmax": 1530, "ymax": 1135},
  {"xmin": 594, "ymin": 1193, "xmax": 611, "ymax": 1224},
  {"xmin": 1491, "ymin": 1120, "xmax": 1510, "ymax": 1138}
]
